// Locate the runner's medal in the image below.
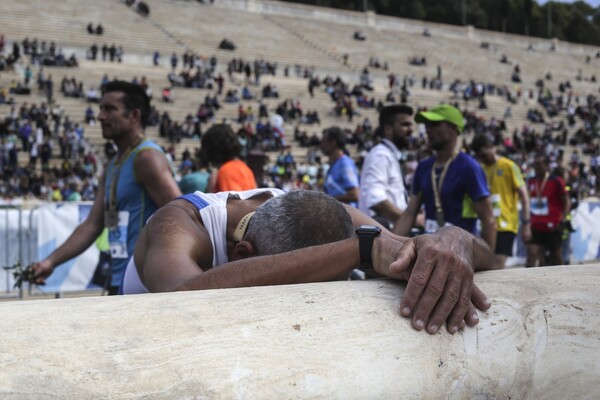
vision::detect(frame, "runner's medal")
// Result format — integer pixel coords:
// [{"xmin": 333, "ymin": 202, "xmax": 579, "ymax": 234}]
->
[
  {"xmin": 105, "ymin": 209, "xmax": 119, "ymax": 230},
  {"xmin": 435, "ymin": 208, "xmax": 445, "ymax": 228}
]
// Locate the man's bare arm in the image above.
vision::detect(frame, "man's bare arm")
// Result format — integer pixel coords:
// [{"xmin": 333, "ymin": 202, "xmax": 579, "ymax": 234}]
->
[
  {"xmin": 393, "ymin": 194, "xmax": 421, "ymax": 236},
  {"xmin": 370, "ymin": 199, "xmax": 404, "ymax": 222},
  {"xmin": 473, "ymin": 196, "xmax": 496, "ymax": 252},
  {"xmin": 176, "ymin": 238, "xmax": 362, "ymax": 291},
  {"xmin": 135, "ymin": 149, "xmax": 182, "ymax": 208},
  {"xmin": 517, "ymin": 185, "xmax": 532, "ymax": 242},
  {"xmin": 32, "ymin": 174, "xmax": 107, "ymax": 283},
  {"xmin": 138, "ymin": 204, "xmax": 213, "ymax": 292},
  {"xmin": 333, "ymin": 186, "xmax": 359, "ymax": 204}
]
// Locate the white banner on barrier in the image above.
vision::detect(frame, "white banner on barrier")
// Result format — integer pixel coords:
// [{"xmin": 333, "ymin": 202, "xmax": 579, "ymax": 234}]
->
[
  {"xmin": 0, "ymin": 208, "xmax": 32, "ymax": 292},
  {"xmin": 570, "ymin": 199, "xmax": 600, "ymax": 263},
  {"xmin": 37, "ymin": 203, "xmax": 99, "ymax": 292}
]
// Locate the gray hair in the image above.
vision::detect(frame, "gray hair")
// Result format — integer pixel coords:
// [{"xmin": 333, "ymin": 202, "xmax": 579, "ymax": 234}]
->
[{"xmin": 244, "ymin": 190, "xmax": 354, "ymax": 255}]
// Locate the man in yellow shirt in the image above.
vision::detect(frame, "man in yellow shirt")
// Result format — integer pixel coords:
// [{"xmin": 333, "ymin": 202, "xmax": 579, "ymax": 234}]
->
[{"xmin": 471, "ymin": 134, "xmax": 531, "ymax": 269}]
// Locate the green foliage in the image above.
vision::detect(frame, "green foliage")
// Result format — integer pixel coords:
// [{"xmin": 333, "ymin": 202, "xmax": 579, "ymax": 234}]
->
[{"xmin": 279, "ymin": 0, "xmax": 600, "ymax": 46}]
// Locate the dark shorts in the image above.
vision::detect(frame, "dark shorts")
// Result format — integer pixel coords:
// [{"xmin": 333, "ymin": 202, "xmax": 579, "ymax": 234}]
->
[
  {"xmin": 495, "ymin": 231, "xmax": 516, "ymax": 256},
  {"xmin": 108, "ymin": 286, "xmax": 120, "ymax": 296},
  {"xmin": 530, "ymin": 229, "xmax": 563, "ymax": 251}
]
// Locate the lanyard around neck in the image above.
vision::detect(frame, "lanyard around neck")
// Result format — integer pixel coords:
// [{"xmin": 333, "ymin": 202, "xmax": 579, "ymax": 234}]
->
[
  {"xmin": 107, "ymin": 138, "xmax": 145, "ymax": 211},
  {"xmin": 431, "ymin": 152, "xmax": 458, "ymax": 214},
  {"xmin": 535, "ymin": 173, "xmax": 549, "ymax": 200}
]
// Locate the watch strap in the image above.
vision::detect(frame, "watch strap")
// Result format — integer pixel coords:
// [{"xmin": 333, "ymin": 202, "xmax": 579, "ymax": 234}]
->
[{"xmin": 358, "ymin": 234, "xmax": 376, "ymax": 268}]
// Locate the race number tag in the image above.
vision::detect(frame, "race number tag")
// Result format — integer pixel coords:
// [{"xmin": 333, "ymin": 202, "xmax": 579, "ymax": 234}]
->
[
  {"xmin": 108, "ymin": 211, "xmax": 130, "ymax": 259},
  {"xmin": 425, "ymin": 219, "xmax": 454, "ymax": 234},
  {"xmin": 531, "ymin": 197, "xmax": 549, "ymax": 216},
  {"xmin": 491, "ymin": 194, "xmax": 501, "ymax": 217},
  {"xmin": 425, "ymin": 219, "xmax": 439, "ymax": 234}
]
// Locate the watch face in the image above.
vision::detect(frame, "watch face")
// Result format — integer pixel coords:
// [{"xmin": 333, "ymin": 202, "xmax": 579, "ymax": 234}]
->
[{"xmin": 356, "ymin": 225, "xmax": 382, "ymax": 235}]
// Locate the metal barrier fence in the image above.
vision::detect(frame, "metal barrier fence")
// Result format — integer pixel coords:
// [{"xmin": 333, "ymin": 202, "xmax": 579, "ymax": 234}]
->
[{"xmin": 0, "ymin": 205, "xmax": 37, "ymax": 299}]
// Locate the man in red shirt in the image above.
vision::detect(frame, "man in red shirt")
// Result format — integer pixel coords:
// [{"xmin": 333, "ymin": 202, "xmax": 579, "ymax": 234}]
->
[{"xmin": 526, "ymin": 154, "xmax": 570, "ymax": 267}]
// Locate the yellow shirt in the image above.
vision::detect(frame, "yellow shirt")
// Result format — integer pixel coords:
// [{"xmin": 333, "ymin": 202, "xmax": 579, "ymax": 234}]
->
[{"xmin": 481, "ymin": 156, "xmax": 525, "ymax": 234}]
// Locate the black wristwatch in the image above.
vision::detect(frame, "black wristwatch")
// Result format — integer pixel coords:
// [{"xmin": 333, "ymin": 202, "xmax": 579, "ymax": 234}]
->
[{"xmin": 355, "ymin": 225, "xmax": 382, "ymax": 269}]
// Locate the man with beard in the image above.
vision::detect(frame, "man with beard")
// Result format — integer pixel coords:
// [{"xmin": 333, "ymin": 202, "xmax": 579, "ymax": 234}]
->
[
  {"xmin": 359, "ymin": 105, "xmax": 413, "ymax": 229},
  {"xmin": 394, "ymin": 104, "xmax": 496, "ymax": 252},
  {"xmin": 32, "ymin": 81, "xmax": 181, "ymax": 294}
]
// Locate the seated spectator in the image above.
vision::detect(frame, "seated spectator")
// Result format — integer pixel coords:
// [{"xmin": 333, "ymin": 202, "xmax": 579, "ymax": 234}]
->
[
  {"xmin": 66, "ymin": 53, "xmax": 78, "ymax": 67},
  {"xmin": 224, "ymin": 89, "xmax": 239, "ymax": 103},
  {"xmin": 95, "ymin": 23, "xmax": 104, "ymax": 35},
  {"xmin": 167, "ymin": 71, "xmax": 184, "ymax": 87},
  {"xmin": 237, "ymin": 104, "xmax": 248, "ymax": 123},
  {"xmin": 87, "ymin": 23, "xmax": 94, "ymax": 34},
  {"xmin": 196, "ymin": 104, "xmax": 215, "ymax": 123},
  {"xmin": 85, "ymin": 106, "xmax": 96, "ymax": 125},
  {"xmin": 262, "ymin": 84, "xmax": 279, "ymax": 98},
  {"xmin": 408, "ymin": 56, "xmax": 427, "ymax": 66},
  {"xmin": 87, "ymin": 44, "xmax": 98, "ymax": 60},
  {"xmin": 162, "ymin": 87, "xmax": 174, "ymax": 103},
  {"xmin": 353, "ymin": 31, "xmax": 366, "ymax": 41},
  {"xmin": 357, "ymin": 95, "xmax": 375, "ymax": 108},
  {"xmin": 218, "ymin": 39, "xmax": 236, "ymax": 51},
  {"xmin": 9, "ymin": 81, "xmax": 31, "ymax": 95},
  {"xmin": 242, "ymin": 86, "xmax": 253, "ymax": 100},
  {"xmin": 137, "ymin": 1, "xmax": 150, "ymax": 17},
  {"xmin": 207, "ymin": 95, "xmax": 220, "ymax": 110},
  {"xmin": 302, "ymin": 110, "xmax": 320, "ymax": 125},
  {"xmin": 86, "ymin": 87, "xmax": 100, "ymax": 103}
]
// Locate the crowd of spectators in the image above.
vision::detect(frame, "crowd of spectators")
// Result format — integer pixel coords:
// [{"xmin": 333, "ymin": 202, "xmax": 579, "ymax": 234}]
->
[
  {"xmin": 0, "ymin": 100, "xmax": 97, "ymax": 200},
  {"xmin": 20, "ymin": 37, "xmax": 78, "ymax": 68},
  {"xmin": 0, "ymin": 26, "xmax": 598, "ymax": 216},
  {"xmin": 86, "ymin": 43, "xmax": 124, "ymax": 63}
]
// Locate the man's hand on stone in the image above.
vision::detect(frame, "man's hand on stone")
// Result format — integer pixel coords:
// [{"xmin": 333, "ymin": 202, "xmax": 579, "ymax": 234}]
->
[{"xmin": 373, "ymin": 226, "xmax": 491, "ymax": 334}]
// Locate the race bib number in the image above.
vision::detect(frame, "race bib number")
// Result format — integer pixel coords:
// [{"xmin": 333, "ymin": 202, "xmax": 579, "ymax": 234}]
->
[
  {"xmin": 109, "ymin": 211, "xmax": 130, "ymax": 259},
  {"xmin": 531, "ymin": 197, "xmax": 549, "ymax": 216},
  {"xmin": 425, "ymin": 219, "xmax": 454, "ymax": 234},
  {"xmin": 491, "ymin": 194, "xmax": 501, "ymax": 218}
]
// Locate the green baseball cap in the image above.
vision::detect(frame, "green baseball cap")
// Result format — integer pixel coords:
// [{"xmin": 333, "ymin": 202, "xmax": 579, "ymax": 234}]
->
[{"xmin": 415, "ymin": 104, "xmax": 465, "ymax": 133}]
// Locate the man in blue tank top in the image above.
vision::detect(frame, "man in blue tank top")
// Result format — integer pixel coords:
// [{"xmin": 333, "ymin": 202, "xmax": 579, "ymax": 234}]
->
[{"xmin": 32, "ymin": 81, "xmax": 181, "ymax": 294}]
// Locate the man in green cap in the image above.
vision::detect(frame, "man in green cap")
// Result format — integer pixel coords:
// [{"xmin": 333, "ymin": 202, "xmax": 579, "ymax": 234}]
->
[{"xmin": 394, "ymin": 104, "xmax": 496, "ymax": 252}]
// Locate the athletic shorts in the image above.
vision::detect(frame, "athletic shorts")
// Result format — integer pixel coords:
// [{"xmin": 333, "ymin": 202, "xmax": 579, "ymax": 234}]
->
[
  {"xmin": 530, "ymin": 229, "xmax": 563, "ymax": 252},
  {"xmin": 495, "ymin": 231, "xmax": 516, "ymax": 256}
]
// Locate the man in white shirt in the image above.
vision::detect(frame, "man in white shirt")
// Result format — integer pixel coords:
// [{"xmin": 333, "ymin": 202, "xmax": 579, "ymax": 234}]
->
[{"xmin": 359, "ymin": 105, "xmax": 413, "ymax": 229}]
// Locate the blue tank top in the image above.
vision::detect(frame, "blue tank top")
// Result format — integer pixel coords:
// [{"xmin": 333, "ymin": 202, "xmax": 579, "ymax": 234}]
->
[{"xmin": 104, "ymin": 139, "xmax": 164, "ymax": 287}]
